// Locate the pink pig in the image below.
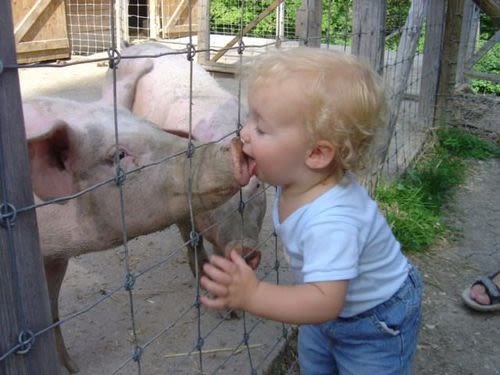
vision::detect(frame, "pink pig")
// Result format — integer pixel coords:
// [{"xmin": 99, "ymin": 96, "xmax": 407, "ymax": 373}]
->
[
  {"xmin": 101, "ymin": 42, "xmax": 266, "ymax": 277},
  {"xmin": 24, "ymin": 97, "xmax": 253, "ymax": 373}
]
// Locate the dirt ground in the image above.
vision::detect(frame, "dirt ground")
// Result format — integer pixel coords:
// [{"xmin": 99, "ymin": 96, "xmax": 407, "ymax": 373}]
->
[
  {"xmin": 410, "ymin": 158, "xmax": 500, "ymax": 375},
  {"xmin": 16, "ymin": 55, "xmax": 499, "ymax": 374},
  {"xmin": 18, "ymin": 55, "xmax": 296, "ymax": 374}
]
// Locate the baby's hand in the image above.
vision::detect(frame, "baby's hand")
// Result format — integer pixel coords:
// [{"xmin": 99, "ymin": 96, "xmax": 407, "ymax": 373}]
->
[{"xmin": 200, "ymin": 250, "xmax": 259, "ymax": 311}]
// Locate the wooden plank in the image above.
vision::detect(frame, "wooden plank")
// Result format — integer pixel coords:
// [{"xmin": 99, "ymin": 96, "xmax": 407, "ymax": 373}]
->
[
  {"xmin": 352, "ymin": 0, "xmax": 386, "ymax": 74},
  {"xmin": 201, "ymin": 60, "xmax": 239, "ymax": 74},
  {"xmin": 380, "ymin": 0, "xmax": 427, "ymax": 163},
  {"xmin": 210, "ymin": 0, "xmax": 284, "ymax": 63},
  {"xmin": 164, "ymin": 0, "xmax": 189, "ymax": 31},
  {"xmin": 16, "ymin": 38, "xmax": 69, "ymax": 53},
  {"xmin": 436, "ymin": 0, "xmax": 465, "ymax": 126},
  {"xmin": 161, "ymin": 0, "xmax": 199, "ymax": 37},
  {"xmin": 14, "ymin": 0, "xmax": 52, "ymax": 42},
  {"xmin": 0, "ymin": 1, "xmax": 61, "ymax": 373},
  {"xmin": 457, "ymin": 0, "xmax": 480, "ymax": 84},
  {"xmin": 419, "ymin": 0, "xmax": 446, "ymax": 127},
  {"xmin": 149, "ymin": 0, "xmax": 159, "ymax": 38},
  {"xmin": 472, "ymin": 0, "xmax": 500, "ymax": 27},
  {"xmin": 464, "ymin": 69, "xmax": 500, "ymax": 82},
  {"xmin": 466, "ymin": 30, "xmax": 500, "ymax": 67},
  {"xmin": 295, "ymin": 0, "xmax": 322, "ymax": 47},
  {"xmin": 196, "ymin": 0, "xmax": 210, "ymax": 64},
  {"xmin": 12, "ymin": 0, "xmax": 70, "ymax": 63}
]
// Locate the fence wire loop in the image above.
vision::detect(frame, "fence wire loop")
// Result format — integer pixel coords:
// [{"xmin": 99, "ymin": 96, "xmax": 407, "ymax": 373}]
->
[
  {"xmin": 124, "ymin": 272, "xmax": 136, "ymax": 291},
  {"xmin": 187, "ymin": 141, "xmax": 195, "ymax": 159},
  {"xmin": 274, "ymin": 259, "xmax": 280, "ymax": 271},
  {"xmin": 194, "ymin": 294, "xmax": 201, "ymax": 309},
  {"xmin": 237, "ymin": 40, "xmax": 246, "ymax": 55},
  {"xmin": 196, "ymin": 337, "xmax": 204, "ymax": 351},
  {"xmin": 115, "ymin": 167, "xmax": 126, "ymax": 186},
  {"xmin": 132, "ymin": 345, "xmax": 143, "ymax": 362},
  {"xmin": 238, "ymin": 200, "xmax": 246, "ymax": 214},
  {"xmin": 0, "ymin": 203, "xmax": 17, "ymax": 227},
  {"xmin": 190, "ymin": 230, "xmax": 200, "ymax": 248},
  {"xmin": 107, "ymin": 47, "xmax": 121, "ymax": 69},
  {"xmin": 15, "ymin": 330, "xmax": 35, "ymax": 355},
  {"xmin": 185, "ymin": 43, "xmax": 197, "ymax": 61}
]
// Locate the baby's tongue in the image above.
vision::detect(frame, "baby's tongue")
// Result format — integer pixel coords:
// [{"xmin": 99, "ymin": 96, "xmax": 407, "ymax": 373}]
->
[{"xmin": 247, "ymin": 158, "xmax": 257, "ymax": 177}]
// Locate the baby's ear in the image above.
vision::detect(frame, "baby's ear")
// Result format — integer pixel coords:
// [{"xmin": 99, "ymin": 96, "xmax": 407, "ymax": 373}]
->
[{"xmin": 305, "ymin": 140, "xmax": 336, "ymax": 170}]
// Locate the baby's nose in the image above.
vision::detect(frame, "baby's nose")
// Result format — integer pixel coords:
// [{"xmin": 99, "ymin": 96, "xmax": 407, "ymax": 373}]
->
[{"xmin": 240, "ymin": 125, "xmax": 250, "ymax": 143}]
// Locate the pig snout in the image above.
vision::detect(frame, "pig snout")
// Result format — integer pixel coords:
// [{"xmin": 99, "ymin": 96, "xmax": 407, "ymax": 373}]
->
[
  {"xmin": 230, "ymin": 137, "xmax": 254, "ymax": 187},
  {"xmin": 225, "ymin": 242, "xmax": 262, "ymax": 270}
]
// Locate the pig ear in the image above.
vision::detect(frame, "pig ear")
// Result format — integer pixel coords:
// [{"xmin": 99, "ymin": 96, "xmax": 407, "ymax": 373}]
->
[
  {"xmin": 101, "ymin": 58, "xmax": 154, "ymax": 109},
  {"xmin": 27, "ymin": 121, "xmax": 76, "ymax": 201}
]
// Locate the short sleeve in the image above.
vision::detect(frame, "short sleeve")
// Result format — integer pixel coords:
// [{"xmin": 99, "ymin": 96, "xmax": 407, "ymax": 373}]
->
[{"xmin": 300, "ymin": 218, "xmax": 361, "ymax": 283}]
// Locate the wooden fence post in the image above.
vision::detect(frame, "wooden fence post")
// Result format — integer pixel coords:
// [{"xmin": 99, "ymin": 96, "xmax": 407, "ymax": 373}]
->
[
  {"xmin": 197, "ymin": 0, "xmax": 211, "ymax": 65},
  {"xmin": 295, "ymin": 0, "xmax": 322, "ymax": 47},
  {"xmin": 0, "ymin": 1, "xmax": 61, "ymax": 374},
  {"xmin": 352, "ymin": 0, "xmax": 386, "ymax": 74},
  {"xmin": 456, "ymin": 0, "xmax": 480, "ymax": 85},
  {"xmin": 435, "ymin": 0, "xmax": 465, "ymax": 127},
  {"xmin": 419, "ymin": 0, "xmax": 447, "ymax": 127}
]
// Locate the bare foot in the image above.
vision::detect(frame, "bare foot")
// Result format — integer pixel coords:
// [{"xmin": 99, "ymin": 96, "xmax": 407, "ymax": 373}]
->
[{"xmin": 469, "ymin": 272, "xmax": 500, "ymax": 305}]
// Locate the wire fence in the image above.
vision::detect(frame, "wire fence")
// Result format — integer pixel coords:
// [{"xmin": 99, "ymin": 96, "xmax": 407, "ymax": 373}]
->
[{"xmin": 1, "ymin": 0, "xmax": 452, "ymax": 373}]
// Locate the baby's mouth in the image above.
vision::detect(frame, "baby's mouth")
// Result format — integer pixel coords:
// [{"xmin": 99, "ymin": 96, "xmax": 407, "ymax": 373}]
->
[
  {"xmin": 247, "ymin": 156, "xmax": 257, "ymax": 177},
  {"xmin": 242, "ymin": 148, "xmax": 257, "ymax": 177}
]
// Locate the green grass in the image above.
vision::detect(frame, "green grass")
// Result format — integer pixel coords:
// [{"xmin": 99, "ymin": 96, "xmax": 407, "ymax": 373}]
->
[{"xmin": 375, "ymin": 127, "xmax": 498, "ymax": 253}]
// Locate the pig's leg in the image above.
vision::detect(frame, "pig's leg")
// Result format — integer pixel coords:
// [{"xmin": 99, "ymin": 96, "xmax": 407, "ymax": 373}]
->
[
  {"xmin": 45, "ymin": 258, "xmax": 79, "ymax": 373},
  {"xmin": 176, "ymin": 220, "xmax": 209, "ymax": 278}
]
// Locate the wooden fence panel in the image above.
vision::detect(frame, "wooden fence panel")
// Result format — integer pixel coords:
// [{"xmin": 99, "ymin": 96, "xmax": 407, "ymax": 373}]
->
[
  {"xmin": 12, "ymin": 0, "xmax": 70, "ymax": 63},
  {"xmin": 0, "ymin": 1, "xmax": 61, "ymax": 373}
]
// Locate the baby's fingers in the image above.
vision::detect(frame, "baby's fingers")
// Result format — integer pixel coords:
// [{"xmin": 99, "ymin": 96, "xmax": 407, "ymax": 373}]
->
[
  {"xmin": 202, "ymin": 262, "xmax": 233, "ymax": 285},
  {"xmin": 200, "ymin": 294, "xmax": 228, "ymax": 310},
  {"xmin": 209, "ymin": 254, "xmax": 237, "ymax": 273},
  {"xmin": 200, "ymin": 274, "xmax": 228, "ymax": 298}
]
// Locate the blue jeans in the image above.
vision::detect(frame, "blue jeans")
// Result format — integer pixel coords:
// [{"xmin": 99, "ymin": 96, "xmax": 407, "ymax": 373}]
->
[{"xmin": 298, "ymin": 265, "xmax": 423, "ymax": 375}]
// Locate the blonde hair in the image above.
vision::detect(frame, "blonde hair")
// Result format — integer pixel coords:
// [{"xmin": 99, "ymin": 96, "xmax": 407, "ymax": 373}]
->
[{"xmin": 244, "ymin": 47, "xmax": 387, "ymax": 172}]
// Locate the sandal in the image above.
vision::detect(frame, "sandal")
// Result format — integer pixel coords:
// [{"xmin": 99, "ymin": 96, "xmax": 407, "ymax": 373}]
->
[{"xmin": 462, "ymin": 270, "xmax": 500, "ymax": 312}]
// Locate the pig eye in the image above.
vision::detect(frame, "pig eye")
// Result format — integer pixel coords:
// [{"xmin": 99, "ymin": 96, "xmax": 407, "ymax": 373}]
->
[
  {"xmin": 117, "ymin": 150, "xmax": 126, "ymax": 160},
  {"xmin": 106, "ymin": 147, "xmax": 130, "ymax": 165}
]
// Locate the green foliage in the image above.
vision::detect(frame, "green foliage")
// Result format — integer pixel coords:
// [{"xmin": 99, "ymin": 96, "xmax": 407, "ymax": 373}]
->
[
  {"xmin": 384, "ymin": 0, "xmax": 411, "ymax": 51},
  {"xmin": 437, "ymin": 128, "xmax": 499, "ymax": 159},
  {"xmin": 376, "ymin": 183, "xmax": 443, "ymax": 252},
  {"xmin": 479, "ymin": 13, "xmax": 496, "ymax": 39},
  {"xmin": 470, "ymin": 40, "xmax": 500, "ymax": 95},
  {"xmin": 211, "ymin": 0, "xmax": 277, "ymax": 36},
  {"xmin": 321, "ymin": 0, "xmax": 352, "ymax": 45},
  {"xmin": 375, "ymin": 128, "xmax": 498, "ymax": 253},
  {"xmin": 209, "ymin": 0, "xmax": 411, "ymax": 45}
]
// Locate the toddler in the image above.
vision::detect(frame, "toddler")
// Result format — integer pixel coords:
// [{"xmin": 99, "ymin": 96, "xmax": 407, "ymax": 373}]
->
[{"xmin": 200, "ymin": 47, "xmax": 423, "ymax": 375}]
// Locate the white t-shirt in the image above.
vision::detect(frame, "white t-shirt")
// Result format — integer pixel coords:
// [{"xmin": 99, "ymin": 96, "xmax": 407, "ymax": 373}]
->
[{"xmin": 272, "ymin": 173, "xmax": 409, "ymax": 317}]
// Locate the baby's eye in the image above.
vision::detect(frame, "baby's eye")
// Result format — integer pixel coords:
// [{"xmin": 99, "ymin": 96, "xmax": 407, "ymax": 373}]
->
[{"xmin": 255, "ymin": 126, "xmax": 265, "ymax": 135}]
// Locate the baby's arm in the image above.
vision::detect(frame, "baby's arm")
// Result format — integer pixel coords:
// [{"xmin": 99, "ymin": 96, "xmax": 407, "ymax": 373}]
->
[{"xmin": 200, "ymin": 250, "xmax": 348, "ymax": 324}]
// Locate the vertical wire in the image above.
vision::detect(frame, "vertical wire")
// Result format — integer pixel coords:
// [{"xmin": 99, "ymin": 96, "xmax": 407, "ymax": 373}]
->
[
  {"xmin": 185, "ymin": 0, "xmax": 205, "ymax": 371},
  {"xmin": 109, "ymin": 0, "xmax": 142, "ymax": 372},
  {"xmin": 236, "ymin": 1, "xmax": 256, "ymax": 373}
]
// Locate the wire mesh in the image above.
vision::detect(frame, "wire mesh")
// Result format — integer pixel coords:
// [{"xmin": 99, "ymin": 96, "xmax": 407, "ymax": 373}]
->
[{"xmin": 1, "ymin": 0, "xmax": 451, "ymax": 373}]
